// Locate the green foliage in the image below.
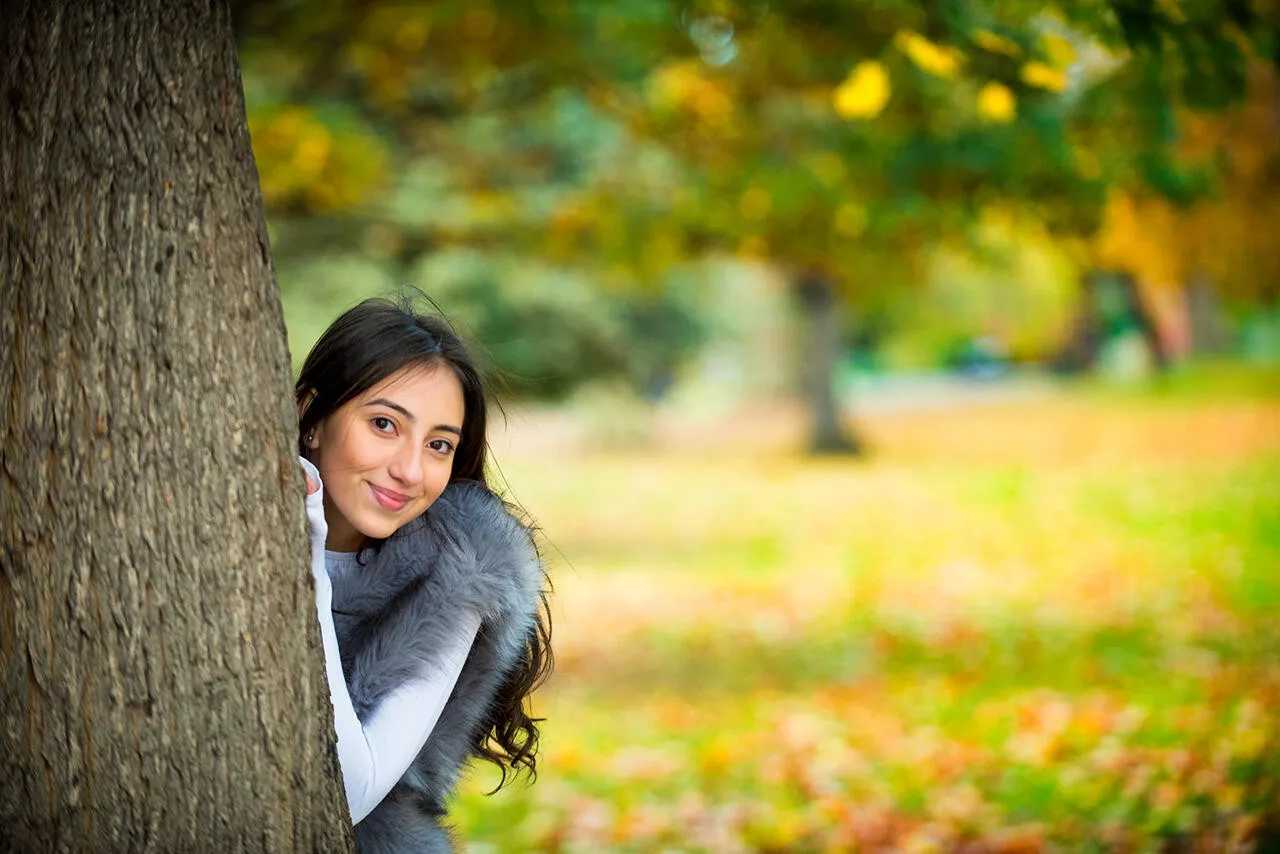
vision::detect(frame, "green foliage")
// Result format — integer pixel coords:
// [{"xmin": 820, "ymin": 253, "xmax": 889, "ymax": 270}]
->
[
  {"xmin": 277, "ymin": 252, "xmax": 398, "ymax": 370},
  {"xmin": 409, "ymin": 251, "xmax": 624, "ymax": 399},
  {"xmin": 237, "ymin": 0, "xmax": 1275, "ymax": 253},
  {"xmin": 408, "ymin": 250, "xmax": 708, "ymax": 399},
  {"xmin": 240, "ymin": 0, "xmax": 1279, "ymax": 397},
  {"xmin": 880, "ymin": 213, "xmax": 1079, "ymax": 367}
]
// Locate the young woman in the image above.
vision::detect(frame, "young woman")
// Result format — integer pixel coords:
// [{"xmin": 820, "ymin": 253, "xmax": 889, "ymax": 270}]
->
[{"xmin": 295, "ymin": 297, "xmax": 551, "ymax": 852}]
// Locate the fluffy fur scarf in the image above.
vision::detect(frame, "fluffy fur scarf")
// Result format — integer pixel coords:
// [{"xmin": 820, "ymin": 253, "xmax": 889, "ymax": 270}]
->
[{"xmin": 327, "ymin": 480, "xmax": 544, "ymax": 853}]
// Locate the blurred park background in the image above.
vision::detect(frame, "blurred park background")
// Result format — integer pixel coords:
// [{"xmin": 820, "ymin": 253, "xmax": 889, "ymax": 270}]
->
[{"xmin": 233, "ymin": 1, "xmax": 1279, "ymax": 850}]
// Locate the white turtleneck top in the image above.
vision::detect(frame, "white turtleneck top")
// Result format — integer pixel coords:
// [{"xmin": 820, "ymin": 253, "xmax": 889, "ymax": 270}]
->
[{"xmin": 300, "ymin": 457, "xmax": 481, "ymax": 825}]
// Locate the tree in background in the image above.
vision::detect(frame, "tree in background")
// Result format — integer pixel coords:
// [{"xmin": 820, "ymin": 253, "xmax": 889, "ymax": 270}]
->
[
  {"xmin": 234, "ymin": 0, "xmax": 713, "ymax": 396},
  {"xmin": 234, "ymin": 0, "xmax": 1276, "ymax": 451},
  {"xmin": 1, "ymin": 2, "xmax": 352, "ymax": 848},
  {"xmin": 1094, "ymin": 62, "xmax": 1280, "ymax": 358},
  {"xmin": 571, "ymin": 0, "xmax": 1275, "ymax": 443}
]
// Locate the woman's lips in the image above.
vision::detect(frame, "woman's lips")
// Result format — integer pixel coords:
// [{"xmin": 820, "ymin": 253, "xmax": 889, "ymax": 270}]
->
[{"xmin": 369, "ymin": 483, "xmax": 411, "ymax": 511}]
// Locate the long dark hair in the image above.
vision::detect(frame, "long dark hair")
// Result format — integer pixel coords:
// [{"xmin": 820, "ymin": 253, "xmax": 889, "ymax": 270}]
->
[{"xmin": 296, "ymin": 295, "xmax": 553, "ymax": 788}]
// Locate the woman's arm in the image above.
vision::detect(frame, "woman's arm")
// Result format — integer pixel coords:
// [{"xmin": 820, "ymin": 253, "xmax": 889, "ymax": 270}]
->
[{"xmin": 301, "ymin": 457, "xmax": 480, "ymax": 825}]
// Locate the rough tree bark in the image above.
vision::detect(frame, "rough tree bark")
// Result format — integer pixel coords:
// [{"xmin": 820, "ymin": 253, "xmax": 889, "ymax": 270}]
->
[
  {"xmin": 794, "ymin": 273, "xmax": 860, "ymax": 455},
  {"xmin": 0, "ymin": 2, "xmax": 354, "ymax": 851}
]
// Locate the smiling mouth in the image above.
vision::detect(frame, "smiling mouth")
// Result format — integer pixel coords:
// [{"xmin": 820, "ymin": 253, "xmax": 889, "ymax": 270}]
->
[{"xmin": 369, "ymin": 483, "xmax": 412, "ymax": 511}]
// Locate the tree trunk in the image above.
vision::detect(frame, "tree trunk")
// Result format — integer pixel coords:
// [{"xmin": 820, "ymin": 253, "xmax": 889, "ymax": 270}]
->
[
  {"xmin": 1052, "ymin": 269, "xmax": 1106, "ymax": 374},
  {"xmin": 1116, "ymin": 271, "xmax": 1170, "ymax": 372},
  {"xmin": 1053, "ymin": 269, "xmax": 1171, "ymax": 374},
  {"xmin": 0, "ymin": 2, "xmax": 354, "ymax": 851},
  {"xmin": 1185, "ymin": 271, "xmax": 1230, "ymax": 354},
  {"xmin": 795, "ymin": 274, "xmax": 860, "ymax": 455}
]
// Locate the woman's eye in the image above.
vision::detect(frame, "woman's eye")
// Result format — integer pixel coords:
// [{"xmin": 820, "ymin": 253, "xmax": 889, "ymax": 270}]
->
[
  {"xmin": 428, "ymin": 438, "xmax": 455, "ymax": 454},
  {"xmin": 371, "ymin": 416, "xmax": 395, "ymax": 433}
]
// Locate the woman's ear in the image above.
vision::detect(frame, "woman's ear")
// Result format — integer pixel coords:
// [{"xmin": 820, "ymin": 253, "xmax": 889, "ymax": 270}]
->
[{"xmin": 298, "ymin": 389, "xmax": 320, "ymax": 449}]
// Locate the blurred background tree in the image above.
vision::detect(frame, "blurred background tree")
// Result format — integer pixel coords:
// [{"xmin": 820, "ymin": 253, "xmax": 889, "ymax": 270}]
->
[{"xmin": 232, "ymin": 0, "xmax": 1278, "ymax": 451}]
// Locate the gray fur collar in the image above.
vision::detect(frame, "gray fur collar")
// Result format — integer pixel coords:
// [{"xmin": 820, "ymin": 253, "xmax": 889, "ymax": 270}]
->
[{"xmin": 326, "ymin": 481, "xmax": 543, "ymax": 854}]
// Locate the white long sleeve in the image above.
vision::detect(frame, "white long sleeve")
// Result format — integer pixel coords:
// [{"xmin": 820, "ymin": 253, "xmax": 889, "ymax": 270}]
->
[{"xmin": 300, "ymin": 457, "xmax": 481, "ymax": 825}]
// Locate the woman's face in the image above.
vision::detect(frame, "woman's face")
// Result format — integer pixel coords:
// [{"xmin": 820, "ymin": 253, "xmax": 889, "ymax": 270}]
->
[{"xmin": 307, "ymin": 364, "xmax": 466, "ymax": 552}]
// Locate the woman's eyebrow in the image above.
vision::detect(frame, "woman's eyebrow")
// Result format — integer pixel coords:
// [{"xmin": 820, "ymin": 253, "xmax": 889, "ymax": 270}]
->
[
  {"xmin": 366, "ymin": 398, "xmax": 416, "ymax": 421},
  {"xmin": 367, "ymin": 398, "xmax": 462, "ymax": 436}
]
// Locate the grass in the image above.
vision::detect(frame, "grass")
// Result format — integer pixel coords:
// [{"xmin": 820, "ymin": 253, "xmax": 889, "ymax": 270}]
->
[{"xmin": 452, "ymin": 367, "xmax": 1280, "ymax": 853}]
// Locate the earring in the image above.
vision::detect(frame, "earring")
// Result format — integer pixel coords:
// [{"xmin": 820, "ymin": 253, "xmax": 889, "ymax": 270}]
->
[{"xmin": 305, "ymin": 432, "xmax": 315, "ymax": 445}]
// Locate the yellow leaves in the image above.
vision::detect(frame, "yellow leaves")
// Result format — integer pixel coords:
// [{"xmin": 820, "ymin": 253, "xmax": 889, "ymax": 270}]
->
[
  {"xmin": 646, "ymin": 229, "xmax": 684, "ymax": 274},
  {"xmin": 466, "ymin": 188, "xmax": 517, "ymax": 227},
  {"xmin": 739, "ymin": 186, "xmax": 773, "ymax": 221},
  {"xmin": 973, "ymin": 28, "xmax": 1022, "ymax": 58},
  {"xmin": 1015, "ymin": 35, "xmax": 1074, "ymax": 94},
  {"xmin": 647, "ymin": 60, "xmax": 735, "ymax": 127},
  {"xmin": 550, "ymin": 199, "xmax": 591, "ymax": 233},
  {"xmin": 895, "ymin": 30, "xmax": 964, "ymax": 80},
  {"xmin": 696, "ymin": 737, "xmax": 738, "ymax": 777},
  {"xmin": 1073, "ymin": 146, "xmax": 1101, "ymax": 179},
  {"xmin": 1008, "ymin": 694, "xmax": 1073, "ymax": 766},
  {"xmin": 737, "ymin": 235, "xmax": 770, "ymax": 258},
  {"xmin": 1216, "ymin": 784, "xmax": 1246, "ymax": 811},
  {"xmin": 291, "ymin": 121, "xmax": 331, "ymax": 175},
  {"xmin": 1040, "ymin": 33, "xmax": 1077, "ymax": 68},
  {"xmin": 545, "ymin": 198, "xmax": 593, "ymax": 260},
  {"xmin": 647, "ymin": 62, "xmax": 693, "ymax": 111},
  {"xmin": 1160, "ymin": 66, "xmax": 1280, "ymax": 301},
  {"xmin": 807, "ymin": 151, "xmax": 848, "ymax": 188},
  {"xmin": 743, "ymin": 805, "xmax": 809, "ymax": 850},
  {"xmin": 343, "ymin": 5, "xmax": 434, "ymax": 111},
  {"xmin": 1021, "ymin": 60, "xmax": 1069, "ymax": 93},
  {"xmin": 833, "ymin": 61, "xmax": 891, "ymax": 119},
  {"xmin": 1087, "ymin": 68, "xmax": 1279, "ymax": 302},
  {"xmin": 248, "ymin": 105, "xmax": 387, "ymax": 212},
  {"xmin": 833, "ymin": 202, "xmax": 868, "ymax": 237},
  {"xmin": 1094, "ymin": 191, "xmax": 1187, "ymax": 285},
  {"xmin": 392, "ymin": 15, "xmax": 430, "ymax": 52},
  {"xmin": 550, "ymin": 741, "xmax": 585, "ymax": 774},
  {"xmin": 1229, "ymin": 699, "xmax": 1270, "ymax": 762},
  {"xmin": 976, "ymin": 82, "xmax": 1017, "ymax": 124}
]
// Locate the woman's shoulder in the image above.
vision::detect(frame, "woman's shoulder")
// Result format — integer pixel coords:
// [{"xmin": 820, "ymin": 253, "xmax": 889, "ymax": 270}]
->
[
  {"xmin": 380, "ymin": 481, "xmax": 543, "ymax": 617},
  {"xmin": 427, "ymin": 480, "xmax": 521, "ymax": 528},
  {"xmin": 423, "ymin": 481, "xmax": 533, "ymax": 556}
]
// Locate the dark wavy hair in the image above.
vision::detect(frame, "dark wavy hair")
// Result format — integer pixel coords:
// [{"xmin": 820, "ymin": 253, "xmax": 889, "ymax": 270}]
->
[{"xmin": 295, "ymin": 295, "xmax": 553, "ymax": 788}]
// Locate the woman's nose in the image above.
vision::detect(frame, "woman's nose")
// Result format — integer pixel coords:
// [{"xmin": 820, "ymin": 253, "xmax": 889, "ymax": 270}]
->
[{"xmin": 387, "ymin": 443, "xmax": 426, "ymax": 486}]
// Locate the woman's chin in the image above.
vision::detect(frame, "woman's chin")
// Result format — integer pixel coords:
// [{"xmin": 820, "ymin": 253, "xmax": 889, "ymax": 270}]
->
[{"xmin": 356, "ymin": 518, "xmax": 401, "ymax": 541}]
